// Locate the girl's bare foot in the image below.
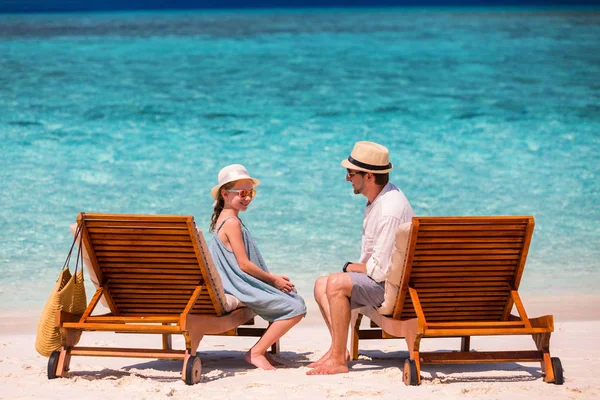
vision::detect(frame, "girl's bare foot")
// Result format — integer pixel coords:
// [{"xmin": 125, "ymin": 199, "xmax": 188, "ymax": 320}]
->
[{"xmin": 244, "ymin": 350, "xmax": 276, "ymax": 370}]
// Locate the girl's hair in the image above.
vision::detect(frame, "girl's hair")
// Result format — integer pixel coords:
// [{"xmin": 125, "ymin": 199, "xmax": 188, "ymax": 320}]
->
[{"xmin": 209, "ymin": 181, "xmax": 236, "ymax": 232}]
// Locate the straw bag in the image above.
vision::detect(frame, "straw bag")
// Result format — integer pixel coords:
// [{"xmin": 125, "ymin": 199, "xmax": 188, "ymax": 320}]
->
[{"xmin": 35, "ymin": 220, "xmax": 88, "ymax": 357}]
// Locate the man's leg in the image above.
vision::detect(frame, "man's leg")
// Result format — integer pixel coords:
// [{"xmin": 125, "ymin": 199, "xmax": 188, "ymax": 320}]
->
[
  {"xmin": 307, "ymin": 272, "xmax": 353, "ymax": 375},
  {"xmin": 307, "ymin": 276, "xmax": 333, "ymax": 368}
]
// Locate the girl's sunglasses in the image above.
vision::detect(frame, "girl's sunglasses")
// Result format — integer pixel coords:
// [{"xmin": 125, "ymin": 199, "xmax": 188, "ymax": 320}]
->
[{"xmin": 225, "ymin": 189, "xmax": 256, "ymax": 199}]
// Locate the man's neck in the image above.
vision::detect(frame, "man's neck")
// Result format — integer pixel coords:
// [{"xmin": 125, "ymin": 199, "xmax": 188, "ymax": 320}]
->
[{"xmin": 364, "ymin": 183, "xmax": 386, "ymax": 205}]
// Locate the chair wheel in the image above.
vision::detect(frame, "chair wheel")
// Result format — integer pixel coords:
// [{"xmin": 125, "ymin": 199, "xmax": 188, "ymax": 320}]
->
[
  {"xmin": 403, "ymin": 358, "xmax": 419, "ymax": 386},
  {"xmin": 184, "ymin": 355, "xmax": 202, "ymax": 385},
  {"xmin": 47, "ymin": 350, "xmax": 61, "ymax": 379},
  {"xmin": 551, "ymin": 357, "xmax": 564, "ymax": 385}
]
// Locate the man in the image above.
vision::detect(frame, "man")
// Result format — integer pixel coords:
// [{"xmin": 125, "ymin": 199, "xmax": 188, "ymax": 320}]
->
[{"xmin": 307, "ymin": 141, "xmax": 415, "ymax": 375}]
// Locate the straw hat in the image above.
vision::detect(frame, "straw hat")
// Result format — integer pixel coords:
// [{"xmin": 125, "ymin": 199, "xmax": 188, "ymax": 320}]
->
[
  {"xmin": 341, "ymin": 141, "xmax": 393, "ymax": 174},
  {"xmin": 210, "ymin": 164, "xmax": 260, "ymax": 200}
]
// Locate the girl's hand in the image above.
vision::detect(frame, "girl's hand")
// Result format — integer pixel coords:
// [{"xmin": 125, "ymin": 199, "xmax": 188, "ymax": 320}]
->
[{"xmin": 273, "ymin": 275, "xmax": 295, "ymax": 293}]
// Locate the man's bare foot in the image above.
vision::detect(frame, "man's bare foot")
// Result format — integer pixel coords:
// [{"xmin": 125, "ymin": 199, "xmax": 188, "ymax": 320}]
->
[
  {"xmin": 306, "ymin": 360, "xmax": 349, "ymax": 375},
  {"xmin": 244, "ymin": 351, "xmax": 276, "ymax": 370},
  {"xmin": 307, "ymin": 349, "xmax": 351, "ymax": 368}
]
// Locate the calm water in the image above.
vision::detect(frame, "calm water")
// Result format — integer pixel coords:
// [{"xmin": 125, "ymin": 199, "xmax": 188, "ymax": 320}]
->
[{"xmin": 1, "ymin": 8, "xmax": 599, "ymax": 311}]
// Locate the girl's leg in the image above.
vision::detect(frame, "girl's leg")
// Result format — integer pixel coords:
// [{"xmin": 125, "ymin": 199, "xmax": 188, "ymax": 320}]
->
[{"xmin": 245, "ymin": 314, "xmax": 304, "ymax": 370}]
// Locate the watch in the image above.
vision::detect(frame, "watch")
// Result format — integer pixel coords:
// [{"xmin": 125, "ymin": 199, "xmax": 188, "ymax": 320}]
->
[{"xmin": 342, "ymin": 261, "xmax": 351, "ymax": 273}]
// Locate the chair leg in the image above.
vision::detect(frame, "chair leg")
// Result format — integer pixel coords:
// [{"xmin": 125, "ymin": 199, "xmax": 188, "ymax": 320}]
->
[
  {"xmin": 533, "ymin": 332, "xmax": 555, "ymax": 383},
  {"xmin": 405, "ymin": 327, "xmax": 423, "ymax": 385},
  {"xmin": 350, "ymin": 311, "xmax": 363, "ymax": 361},
  {"xmin": 162, "ymin": 324, "xmax": 172, "ymax": 350},
  {"xmin": 270, "ymin": 340, "xmax": 280, "ymax": 355},
  {"xmin": 55, "ymin": 348, "xmax": 72, "ymax": 378},
  {"xmin": 461, "ymin": 336, "xmax": 471, "ymax": 352}
]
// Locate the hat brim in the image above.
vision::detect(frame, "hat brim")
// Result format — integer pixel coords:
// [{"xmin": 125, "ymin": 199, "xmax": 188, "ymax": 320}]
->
[
  {"xmin": 211, "ymin": 178, "xmax": 260, "ymax": 200},
  {"xmin": 341, "ymin": 159, "xmax": 393, "ymax": 174}
]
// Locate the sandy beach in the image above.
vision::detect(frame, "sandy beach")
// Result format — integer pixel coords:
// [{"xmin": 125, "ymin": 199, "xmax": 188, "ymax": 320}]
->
[{"xmin": 1, "ymin": 295, "xmax": 599, "ymax": 400}]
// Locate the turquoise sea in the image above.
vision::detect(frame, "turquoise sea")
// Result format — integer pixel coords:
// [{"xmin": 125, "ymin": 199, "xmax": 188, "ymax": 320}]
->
[{"xmin": 1, "ymin": 8, "xmax": 599, "ymax": 311}]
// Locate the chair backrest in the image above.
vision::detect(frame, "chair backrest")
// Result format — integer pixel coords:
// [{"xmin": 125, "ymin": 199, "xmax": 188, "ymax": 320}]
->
[
  {"xmin": 77, "ymin": 213, "xmax": 228, "ymax": 316},
  {"xmin": 392, "ymin": 216, "xmax": 535, "ymax": 322}
]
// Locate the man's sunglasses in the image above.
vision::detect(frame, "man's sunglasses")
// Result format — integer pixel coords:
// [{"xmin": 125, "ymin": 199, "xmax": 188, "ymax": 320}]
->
[{"xmin": 225, "ymin": 189, "xmax": 257, "ymax": 199}]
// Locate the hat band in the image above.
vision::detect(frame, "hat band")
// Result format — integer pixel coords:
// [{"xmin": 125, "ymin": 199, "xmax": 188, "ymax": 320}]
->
[{"xmin": 347, "ymin": 156, "xmax": 391, "ymax": 171}]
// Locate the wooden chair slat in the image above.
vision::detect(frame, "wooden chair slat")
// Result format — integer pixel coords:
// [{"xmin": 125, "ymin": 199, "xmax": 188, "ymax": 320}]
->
[
  {"xmin": 95, "ymin": 247, "xmax": 196, "ymax": 253},
  {"xmin": 90, "ymin": 234, "xmax": 192, "ymax": 241},
  {"xmin": 418, "ymin": 237, "xmax": 524, "ymax": 243},
  {"xmin": 419, "ymin": 224, "xmax": 526, "ymax": 231},
  {"xmin": 94, "ymin": 240, "xmax": 194, "ymax": 247},
  {"xmin": 416, "ymin": 243, "xmax": 524, "ymax": 249}
]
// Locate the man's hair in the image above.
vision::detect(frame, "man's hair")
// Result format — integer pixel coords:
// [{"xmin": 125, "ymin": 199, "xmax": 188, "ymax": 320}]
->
[{"xmin": 374, "ymin": 173, "xmax": 389, "ymax": 186}]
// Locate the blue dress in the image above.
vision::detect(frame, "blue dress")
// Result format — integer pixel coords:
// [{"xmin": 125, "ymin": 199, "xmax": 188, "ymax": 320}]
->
[{"xmin": 208, "ymin": 218, "xmax": 306, "ymax": 322}]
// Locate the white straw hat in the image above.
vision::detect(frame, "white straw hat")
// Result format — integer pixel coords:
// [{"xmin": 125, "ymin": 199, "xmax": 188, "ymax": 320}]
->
[
  {"xmin": 210, "ymin": 164, "xmax": 260, "ymax": 200},
  {"xmin": 341, "ymin": 141, "xmax": 393, "ymax": 174}
]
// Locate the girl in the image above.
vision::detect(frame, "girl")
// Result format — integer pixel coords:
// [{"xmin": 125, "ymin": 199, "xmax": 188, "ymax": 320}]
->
[{"xmin": 208, "ymin": 164, "xmax": 306, "ymax": 370}]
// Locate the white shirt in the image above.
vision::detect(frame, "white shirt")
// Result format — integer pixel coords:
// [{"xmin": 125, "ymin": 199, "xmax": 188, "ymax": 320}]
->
[{"xmin": 359, "ymin": 183, "xmax": 415, "ymax": 282}]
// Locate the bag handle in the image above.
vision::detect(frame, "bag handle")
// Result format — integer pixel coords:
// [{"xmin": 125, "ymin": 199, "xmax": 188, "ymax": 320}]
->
[
  {"xmin": 62, "ymin": 214, "xmax": 86, "ymax": 281},
  {"xmin": 74, "ymin": 214, "xmax": 86, "ymax": 277}
]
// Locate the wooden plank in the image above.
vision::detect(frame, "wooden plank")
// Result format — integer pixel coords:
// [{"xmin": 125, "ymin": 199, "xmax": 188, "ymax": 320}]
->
[
  {"xmin": 419, "ymin": 296, "xmax": 508, "ymax": 303},
  {"xmin": 96, "ymin": 252, "xmax": 198, "ymax": 258},
  {"xmin": 62, "ymin": 322, "xmax": 182, "ymax": 333},
  {"xmin": 413, "ymin": 260, "xmax": 518, "ymax": 267},
  {"xmin": 416, "ymin": 288, "xmax": 509, "ymax": 295},
  {"xmin": 88, "ymin": 228, "xmax": 188, "ymax": 235},
  {"xmin": 419, "ymin": 350, "xmax": 542, "ymax": 364},
  {"xmin": 97, "ymin": 257, "xmax": 198, "ymax": 263},
  {"xmin": 111, "ymin": 293, "xmax": 197, "ymax": 299},
  {"xmin": 82, "ymin": 214, "xmax": 190, "ymax": 222},
  {"xmin": 101, "ymin": 263, "xmax": 200, "ymax": 269},
  {"xmin": 70, "ymin": 347, "xmax": 186, "ymax": 359},
  {"xmin": 86, "ymin": 221, "xmax": 189, "ymax": 228},
  {"xmin": 109, "ymin": 283, "xmax": 199, "ymax": 289},
  {"xmin": 91, "ymin": 234, "xmax": 191, "ymax": 241},
  {"xmin": 104, "ymin": 269, "xmax": 202, "ymax": 283},
  {"xmin": 414, "ymin": 249, "xmax": 521, "ymax": 256},
  {"xmin": 103, "ymin": 268, "xmax": 201, "ymax": 275},
  {"xmin": 418, "ymin": 231, "xmax": 527, "ymax": 238},
  {"xmin": 95, "ymin": 246, "xmax": 196, "ymax": 253},
  {"xmin": 85, "ymin": 316, "xmax": 180, "ymax": 323},
  {"xmin": 416, "ymin": 243, "xmax": 524, "ymax": 249},
  {"xmin": 421, "ymin": 306, "xmax": 505, "ymax": 312},
  {"xmin": 411, "ymin": 271, "xmax": 515, "ymax": 278},
  {"xmin": 419, "ymin": 224, "xmax": 526, "ymax": 231},
  {"xmin": 413, "ymin": 255, "xmax": 520, "ymax": 261},
  {"xmin": 411, "ymin": 281, "xmax": 510, "ymax": 288},
  {"xmin": 94, "ymin": 240, "xmax": 193, "ymax": 247},
  {"xmin": 417, "ymin": 216, "xmax": 531, "ymax": 224},
  {"xmin": 412, "ymin": 277, "xmax": 511, "ymax": 283},
  {"xmin": 418, "ymin": 237, "xmax": 524, "ymax": 243}
]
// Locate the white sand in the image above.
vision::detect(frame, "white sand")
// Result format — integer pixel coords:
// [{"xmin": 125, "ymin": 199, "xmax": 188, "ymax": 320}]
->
[{"xmin": 1, "ymin": 296, "xmax": 599, "ymax": 400}]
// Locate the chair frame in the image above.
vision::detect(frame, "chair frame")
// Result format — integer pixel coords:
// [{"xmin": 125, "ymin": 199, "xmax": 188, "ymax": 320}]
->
[
  {"xmin": 49, "ymin": 213, "xmax": 276, "ymax": 385},
  {"xmin": 351, "ymin": 216, "xmax": 563, "ymax": 385}
]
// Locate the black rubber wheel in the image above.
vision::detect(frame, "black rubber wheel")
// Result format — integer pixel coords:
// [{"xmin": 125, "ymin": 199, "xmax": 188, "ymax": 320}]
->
[
  {"xmin": 551, "ymin": 357, "xmax": 564, "ymax": 385},
  {"xmin": 184, "ymin": 355, "xmax": 202, "ymax": 385},
  {"xmin": 47, "ymin": 350, "xmax": 61, "ymax": 379},
  {"xmin": 403, "ymin": 358, "xmax": 419, "ymax": 386}
]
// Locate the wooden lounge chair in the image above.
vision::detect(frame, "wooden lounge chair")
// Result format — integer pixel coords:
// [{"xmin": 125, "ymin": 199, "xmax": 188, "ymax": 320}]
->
[
  {"xmin": 351, "ymin": 216, "xmax": 563, "ymax": 386},
  {"xmin": 48, "ymin": 212, "xmax": 276, "ymax": 385}
]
